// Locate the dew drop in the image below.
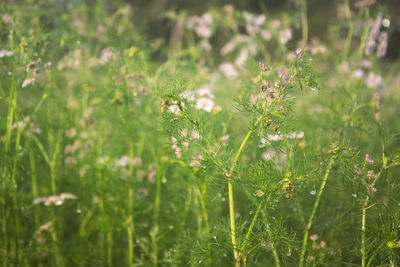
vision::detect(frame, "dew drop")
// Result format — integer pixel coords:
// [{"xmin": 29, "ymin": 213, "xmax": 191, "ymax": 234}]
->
[
  {"xmin": 286, "ymin": 248, "xmax": 292, "ymax": 256},
  {"xmin": 213, "ymin": 235, "xmax": 217, "ymax": 239},
  {"xmin": 310, "ymin": 190, "xmax": 316, "ymax": 195}
]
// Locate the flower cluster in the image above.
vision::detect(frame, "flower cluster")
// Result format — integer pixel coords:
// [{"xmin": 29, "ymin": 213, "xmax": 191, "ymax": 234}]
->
[{"xmin": 33, "ymin": 193, "xmax": 77, "ymax": 206}]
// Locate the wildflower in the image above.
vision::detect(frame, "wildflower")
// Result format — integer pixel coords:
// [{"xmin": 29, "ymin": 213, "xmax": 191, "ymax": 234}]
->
[
  {"xmin": 258, "ymin": 61, "xmax": 270, "ymax": 72},
  {"xmin": 168, "ymin": 104, "xmax": 181, "ymax": 115},
  {"xmin": 136, "ymin": 188, "xmax": 149, "ymax": 199},
  {"xmin": 2, "ymin": 14, "xmax": 14, "ymax": 25},
  {"xmin": 353, "ymin": 69, "xmax": 364, "ymax": 79},
  {"xmin": 0, "ymin": 50, "xmax": 14, "ymax": 57},
  {"xmin": 136, "ymin": 170, "xmax": 147, "ymax": 182},
  {"xmin": 132, "ymin": 157, "xmax": 142, "ymax": 166},
  {"xmin": 116, "ymin": 156, "xmax": 131, "ymax": 167},
  {"xmin": 120, "ymin": 168, "xmax": 131, "ymax": 179},
  {"xmin": 139, "ymin": 87, "xmax": 150, "ymax": 95},
  {"xmin": 220, "ymin": 42, "xmax": 235, "ymax": 56},
  {"xmin": 64, "ymin": 145, "xmax": 75, "ymax": 154},
  {"xmin": 191, "ymin": 130, "xmax": 202, "ymax": 140},
  {"xmin": 271, "ymin": 19, "xmax": 281, "ymax": 29},
  {"xmin": 261, "ymin": 29, "xmax": 272, "ymax": 41},
  {"xmin": 65, "ymin": 128, "xmax": 77, "ymax": 138},
  {"xmin": 196, "ymin": 86, "xmax": 214, "ymax": 99},
  {"xmin": 65, "ymin": 157, "xmax": 77, "ymax": 166},
  {"xmin": 367, "ymin": 183, "xmax": 377, "ymax": 194},
  {"xmin": 353, "ymin": 166, "xmax": 362, "ymax": 177},
  {"xmin": 365, "ymin": 13, "xmax": 383, "ymax": 55},
  {"xmin": 33, "ymin": 193, "xmax": 77, "ymax": 206},
  {"xmin": 376, "ymin": 32, "xmax": 388, "ymax": 58},
  {"xmin": 219, "ymin": 62, "xmax": 238, "ymax": 78},
  {"xmin": 190, "ymin": 155, "xmax": 204, "ymax": 167},
  {"xmin": 148, "ymin": 170, "xmax": 156, "ymax": 183},
  {"xmin": 235, "ymin": 49, "xmax": 249, "ymax": 67},
  {"xmin": 279, "ymin": 28, "xmax": 293, "ymax": 44},
  {"xmin": 220, "ymin": 135, "xmax": 230, "ymax": 146},
  {"xmin": 80, "ymin": 165, "xmax": 90, "ymax": 177},
  {"xmin": 262, "ymin": 149, "xmax": 276, "ymax": 161},
  {"xmin": 186, "ymin": 13, "xmax": 213, "ymax": 39},
  {"xmin": 365, "ymin": 154, "xmax": 374, "ymax": 165},
  {"xmin": 97, "ymin": 156, "xmax": 109, "ymax": 165},
  {"xmin": 310, "ymin": 234, "xmax": 319, "ymax": 241},
  {"xmin": 367, "ymin": 170, "xmax": 377, "ymax": 180},
  {"xmin": 22, "ymin": 78, "xmax": 35, "ymax": 88},
  {"xmin": 99, "ymin": 48, "xmax": 116, "ymax": 64},
  {"xmin": 201, "ymin": 40, "xmax": 212, "ymax": 51},
  {"xmin": 365, "ymin": 72, "xmax": 384, "ymax": 89}
]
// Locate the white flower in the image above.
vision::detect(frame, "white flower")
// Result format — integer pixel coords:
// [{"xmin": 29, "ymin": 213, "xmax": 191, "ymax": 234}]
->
[
  {"xmin": 235, "ymin": 49, "xmax": 249, "ymax": 67},
  {"xmin": 0, "ymin": 50, "xmax": 14, "ymax": 57},
  {"xmin": 116, "ymin": 156, "xmax": 131, "ymax": 167},
  {"xmin": 22, "ymin": 78, "xmax": 35, "ymax": 88},
  {"xmin": 262, "ymin": 149, "xmax": 276, "ymax": 161},
  {"xmin": 261, "ymin": 29, "xmax": 272, "ymax": 41},
  {"xmin": 196, "ymin": 86, "xmax": 214, "ymax": 99},
  {"xmin": 168, "ymin": 104, "xmax": 181, "ymax": 114},
  {"xmin": 279, "ymin": 28, "xmax": 293, "ymax": 44},
  {"xmin": 220, "ymin": 42, "xmax": 235, "ymax": 56},
  {"xmin": 196, "ymin": 97, "xmax": 214, "ymax": 112},
  {"xmin": 219, "ymin": 62, "xmax": 238, "ymax": 77},
  {"xmin": 366, "ymin": 72, "xmax": 383, "ymax": 89},
  {"xmin": 180, "ymin": 91, "xmax": 195, "ymax": 102}
]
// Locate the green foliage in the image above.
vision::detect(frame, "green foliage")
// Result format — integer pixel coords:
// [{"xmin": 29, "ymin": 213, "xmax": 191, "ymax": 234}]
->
[{"xmin": 0, "ymin": 1, "xmax": 399, "ymax": 267}]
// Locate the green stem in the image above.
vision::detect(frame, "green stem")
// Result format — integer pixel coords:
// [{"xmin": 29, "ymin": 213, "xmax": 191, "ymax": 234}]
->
[
  {"xmin": 150, "ymin": 145, "xmax": 162, "ymax": 266},
  {"xmin": 300, "ymin": 0, "xmax": 308, "ymax": 45},
  {"xmin": 127, "ymin": 141, "xmax": 135, "ymax": 266},
  {"xmin": 227, "ymin": 124, "xmax": 256, "ymax": 266},
  {"xmin": 237, "ymin": 199, "xmax": 265, "ymax": 261},
  {"xmin": 299, "ymin": 158, "xmax": 334, "ymax": 267},
  {"xmin": 261, "ymin": 211, "xmax": 281, "ymax": 267},
  {"xmin": 361, "ymin": 153, "xmax": 385, "ymax": 267},
  {"xmin": 98, "ymin": 168, "xmax": 112, "ymax": 266},
  {"xmin": 357, "ymin": 7, "xmax": 370, "ymax": 59},
  {"xmin": 1, "ymin": 65, "xmax": 17, "ymax": 267},
  {"xmin": 342, "ymin": 0, "xmax": 354, "ymax": 59}
]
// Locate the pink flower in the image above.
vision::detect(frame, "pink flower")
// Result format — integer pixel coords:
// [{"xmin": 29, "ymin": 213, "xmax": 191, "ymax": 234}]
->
[
  {"xmin": 367, "ymin": 170, "xmax": 377, "ymax": 180},
  {"xmin": 365, "ymin": 154, "xmax": 374, "ymax": 165},
  {"xmin": 367, "ymin": 183, "xmax": 377, "ymax": 194},
  {"xmin": 310, "ymin": 234, "xmax": 319, "ymax": 241}
]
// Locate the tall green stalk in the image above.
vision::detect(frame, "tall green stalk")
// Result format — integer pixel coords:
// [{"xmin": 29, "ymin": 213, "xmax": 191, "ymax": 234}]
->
[
  {"xmin": 1, "ymin": 66, "xmax": 17, "ymax": 267},
  {"xmin": 361, "ymin": 151, "xmax": 386, "ymax": 267},
  {"xmin": 299, "ymin": 158, "xmax": 334, "ymax": 267},
  {"xmin": 227, "ymin": 125, "xmax": 255, "ymax": 266},
  {"xmin": 300, "ymin": 0, "xmax": 308, "ymax": 45}
]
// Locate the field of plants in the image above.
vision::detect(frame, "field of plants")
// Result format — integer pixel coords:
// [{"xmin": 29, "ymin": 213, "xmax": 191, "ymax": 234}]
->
[{"xmin": 1, "ymin": 0, "xmax": 400, "ymax": 266}]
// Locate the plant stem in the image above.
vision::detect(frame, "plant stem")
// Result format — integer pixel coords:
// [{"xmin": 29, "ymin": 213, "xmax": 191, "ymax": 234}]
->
[
  {"xmin": 227, "ymin": 122, "xmax": 257, "ymax": 266},
  {"xmin": 98, "ymin": 168, "xmax": 112, "ymax": 266},
  {"xmin": 299, "ymin": 158, "xmax": 334, "ymax": 267},
  {"xmin": 261, "ymin": 211, "xmax": 281, "ymax": 267},
  {"xmin": 300, "ymin": 0, "xmax": 308, "ymax": 44},
  {"xmin": 150, "ymin": 145, "xmax": 163, "ymax": 266},
  {"xmin": 342, "ymin": 0, "xmax": 354, "ymax": 59},
  {"xmin": 237, "ymin": 199, "xmax": 264, "ymax": 261},
  {"xmin": 361, "ymin": 154, "xmax": 385, "ymax": 267},
  {"xmin": 127, "ymin": 141, "xmax": 135, "ymax": 266},
  {"xmin": 1, "ymin": 66, "xmax": 17, "ymax": 267}
]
